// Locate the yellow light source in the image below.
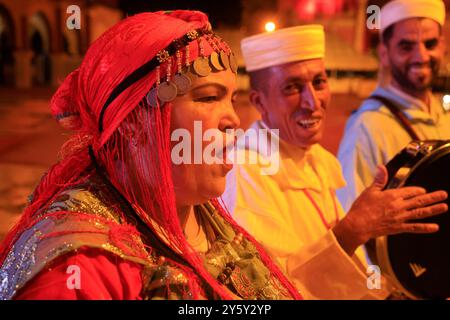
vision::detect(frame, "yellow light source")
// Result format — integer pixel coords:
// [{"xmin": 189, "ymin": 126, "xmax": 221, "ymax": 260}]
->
[
  {"xmin": 443, "ymin": 94, "xmax": 450, "ymax": 104},
  {"xmin": 443, "ymin": 94, "xmax": 450, "ymax": 111},
  {"xmin": 265, "ymin": 21, "xmax": 276, "ymax": 32}
]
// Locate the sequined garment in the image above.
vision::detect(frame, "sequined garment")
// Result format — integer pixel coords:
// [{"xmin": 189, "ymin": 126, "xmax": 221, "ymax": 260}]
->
[{"xmin": 0, "ymin": 172, "xmax": 292, "ymax": 300}]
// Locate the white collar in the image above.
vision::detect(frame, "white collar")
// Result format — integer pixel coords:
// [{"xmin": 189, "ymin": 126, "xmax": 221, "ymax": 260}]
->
[{"xmin": 386, "ymin": 84, "xmax": 431, "ymax": 112}]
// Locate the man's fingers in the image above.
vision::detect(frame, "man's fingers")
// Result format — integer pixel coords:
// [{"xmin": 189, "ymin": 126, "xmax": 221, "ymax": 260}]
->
[
  {"xmin": 386, "ymin": 186, "xmax": 426, "ymax": 200},
  {"xmin": 389, "ymin": 223, "xmax": 440, "ymax": 235},
  {"xmin": 399, "ymin": 203, "xmax": 448, "ymax": 221},
  {"xmin": 402, "ymin": 190, "xmax": 448, "ymax": 210},
  {"xmin": 401, "ymin": 223, "xmax": 440, "ymax": 234}
]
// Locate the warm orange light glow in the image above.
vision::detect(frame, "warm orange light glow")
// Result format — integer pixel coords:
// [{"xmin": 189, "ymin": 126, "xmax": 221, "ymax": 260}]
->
[{"xmin": 264, "ymin": 21, "xmax": 276, "ymax": 32}]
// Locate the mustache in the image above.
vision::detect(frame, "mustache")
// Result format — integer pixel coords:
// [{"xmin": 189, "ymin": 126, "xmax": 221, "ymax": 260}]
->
[
  {"xmin": 406, "ymin": 60, "xmax": 438, "ymax": 71},
  {"xmin": 292, "ymin": 111, "xmax": 323, "ymax": 119}
]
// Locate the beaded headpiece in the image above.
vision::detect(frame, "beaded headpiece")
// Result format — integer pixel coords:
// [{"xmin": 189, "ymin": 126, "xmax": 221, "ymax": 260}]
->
[{"xmin": 98, "ymin": 27, "xmax": 238, "ymax": 133}]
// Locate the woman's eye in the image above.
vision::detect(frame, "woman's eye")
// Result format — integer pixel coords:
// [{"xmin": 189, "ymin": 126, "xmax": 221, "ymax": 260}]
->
[{"xmin": 194, "ymin": 96, "xmax": 218, "ymax": 103}]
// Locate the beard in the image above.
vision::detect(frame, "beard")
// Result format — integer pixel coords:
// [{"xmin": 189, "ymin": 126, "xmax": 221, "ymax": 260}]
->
[{"xmin": 390, "ymin": 58, "xmax": 440, "ymax": 94}]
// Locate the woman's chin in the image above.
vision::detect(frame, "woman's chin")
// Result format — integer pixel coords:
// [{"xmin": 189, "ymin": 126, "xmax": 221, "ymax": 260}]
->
[
  {"xmin": 203, "ymin": 178, "xmax": 226, "ymax": 200},
  {"xmin": 176, "ymin": 186, "xmax": 226, "ymax": 207}
]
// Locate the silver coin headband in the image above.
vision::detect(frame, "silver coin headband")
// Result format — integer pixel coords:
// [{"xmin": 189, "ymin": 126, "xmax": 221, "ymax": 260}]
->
[
  {"xmin": 146, "ymin": 31, "xmax": 238, "ymax": 108},
  {"xmin": 98, "ymin": 24, "xmax": 237, "ymax": 132}
]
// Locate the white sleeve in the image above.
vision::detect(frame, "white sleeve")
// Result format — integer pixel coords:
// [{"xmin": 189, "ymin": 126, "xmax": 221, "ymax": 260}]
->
[
  {"xmin": 337, "ymin": 117, "xmax": 380, "ymax": 212},
  {"xmin": 285, "ymin": 230, "xmax": 390, "ymax": 300},
  {"xmin": 232, "ymin": 203, "xmax": 390, "ymax": 300}
]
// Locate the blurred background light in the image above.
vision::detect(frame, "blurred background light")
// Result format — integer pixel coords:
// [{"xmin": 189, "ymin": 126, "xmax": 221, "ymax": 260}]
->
[
  {"xmin": 443, "ymin": 94, "xmax": 450, "ymax": 111},
  {"xmin": 265, "ymin": 21, "xmax": 276, "ymax": 32}
]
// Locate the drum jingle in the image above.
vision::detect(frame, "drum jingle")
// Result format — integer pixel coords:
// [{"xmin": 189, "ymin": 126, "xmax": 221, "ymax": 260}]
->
[{"xmin": 376, "ymin": 140, "xmax": 450, "ymax": 299}]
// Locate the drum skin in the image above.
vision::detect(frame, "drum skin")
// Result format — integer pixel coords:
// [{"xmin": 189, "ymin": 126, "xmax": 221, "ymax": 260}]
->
[{"xmin": 376, "ymin": 140, "xmax": 450, "ymax": 299}]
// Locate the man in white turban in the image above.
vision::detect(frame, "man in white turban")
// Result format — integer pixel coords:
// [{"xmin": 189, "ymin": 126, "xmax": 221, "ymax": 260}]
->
[
  {"xmin": 338, "ymin": 0, "xmax": 449, "ymax": 212},
  {"xmin": 222, "ymin": 24, "xmax": 448, "ymax": 299}
]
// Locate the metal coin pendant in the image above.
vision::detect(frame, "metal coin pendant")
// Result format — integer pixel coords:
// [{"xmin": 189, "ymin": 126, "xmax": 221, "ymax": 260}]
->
[
  {"xmin": 229, "ymin": 53, "xmax": 238, "ymax": 74},
  {"xmin": 219, "ymin": 51, "xmax": 230, "ymax": 70},
  {"xmin": 173, "ymin": 73, "xmax": 192, "ymax": 95},
  {"xmin": 209, "ymin": 52, "xmax": 224, "ymax": 71},
  {"xmin": 186, "ymin": 69, "xmax": 198, "ymax": 83},
  {"xmin": 146, "ymin": 87, "xmax": 158, "ymax": 108},
  {"xmin": 193, "ymin": 57, "xmax": 211, "ymax": 77},
  {"xmin": 157, "ymin": 81, "xmax": 178, "ymax": 102}
]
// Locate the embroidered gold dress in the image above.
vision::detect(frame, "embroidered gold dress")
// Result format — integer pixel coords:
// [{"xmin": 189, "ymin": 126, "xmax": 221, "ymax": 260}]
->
[{"xmin": 0, "ymin": 171, "xmax": 292, "ymax": 300}]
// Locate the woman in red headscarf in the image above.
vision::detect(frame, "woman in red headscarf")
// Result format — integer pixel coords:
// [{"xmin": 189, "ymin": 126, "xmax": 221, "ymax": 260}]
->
[{"xmin": 0, "ymin": 10, "xmax": 301, "ymax": 300}]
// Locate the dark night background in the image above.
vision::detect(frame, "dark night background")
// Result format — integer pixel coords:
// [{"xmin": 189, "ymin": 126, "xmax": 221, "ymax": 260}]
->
[{"xmin": 119, "ymin": 0, "xmax": 244, "ymax": 27}]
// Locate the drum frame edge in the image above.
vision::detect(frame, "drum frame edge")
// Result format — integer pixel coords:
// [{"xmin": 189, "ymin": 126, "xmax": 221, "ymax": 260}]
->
[
  {"xmin": 376, "ymin": 140, "xmax": 450, "ymax": 300},
  {"xmin": 376, "ymin": 236, "xmax": 420, "ymax": 299}
]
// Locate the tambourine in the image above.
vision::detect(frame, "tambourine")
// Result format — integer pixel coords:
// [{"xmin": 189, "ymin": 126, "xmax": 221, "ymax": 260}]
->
[{"xmin": 376, "ymin": 140, "xmax": 450, "ymax": 299}]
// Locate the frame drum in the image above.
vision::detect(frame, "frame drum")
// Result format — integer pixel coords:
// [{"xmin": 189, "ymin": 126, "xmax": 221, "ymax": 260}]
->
[{"xmin": 376, "ymin": 140, "xmax": 450, "ymax": 299}]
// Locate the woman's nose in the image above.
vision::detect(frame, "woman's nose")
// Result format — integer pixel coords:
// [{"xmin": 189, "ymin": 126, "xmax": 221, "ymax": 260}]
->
[{"xmin": 219, "ymin": 102, "xmax": 240, "ymax": 132}]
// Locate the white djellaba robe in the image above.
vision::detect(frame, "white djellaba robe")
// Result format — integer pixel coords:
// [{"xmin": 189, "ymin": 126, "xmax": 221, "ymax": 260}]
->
[
  {"xmin": 337, "ymin": 85, "xmax": 450, "ymax": 212},
  {"xmin": 222, "ymin": 120, "xmax": 392, "ymax": 299}
]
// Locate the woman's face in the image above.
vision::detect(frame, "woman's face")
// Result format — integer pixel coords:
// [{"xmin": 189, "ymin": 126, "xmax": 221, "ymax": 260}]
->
[{"xmin": 170, "ymin": 68, "xmax": 240, "ymax": 207}]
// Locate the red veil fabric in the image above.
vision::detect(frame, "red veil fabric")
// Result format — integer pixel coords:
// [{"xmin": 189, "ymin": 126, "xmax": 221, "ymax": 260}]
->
[{"xmin": 0, "ymin": 10, "xmax": 302, "ymax": 300}]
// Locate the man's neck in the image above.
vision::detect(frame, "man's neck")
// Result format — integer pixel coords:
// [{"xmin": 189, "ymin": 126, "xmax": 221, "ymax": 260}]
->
[{"xmin": 390, "ymin": 81, "xmax": 431, "ymax": 113}]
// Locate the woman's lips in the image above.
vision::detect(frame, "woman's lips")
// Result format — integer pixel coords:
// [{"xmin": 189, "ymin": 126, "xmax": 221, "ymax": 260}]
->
[{"xmin": 213, "ymin": 137, "xmax": 236, "ymax": 170}]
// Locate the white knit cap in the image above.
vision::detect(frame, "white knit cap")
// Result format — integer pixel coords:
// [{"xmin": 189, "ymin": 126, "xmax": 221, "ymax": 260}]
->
[
  {"xmin": 380, "ymin": 0, "xmax": 446, "ymax": 33},
  {"xmin": 241, "ymin": 25, "xmax": 325, "ymax": 72}
]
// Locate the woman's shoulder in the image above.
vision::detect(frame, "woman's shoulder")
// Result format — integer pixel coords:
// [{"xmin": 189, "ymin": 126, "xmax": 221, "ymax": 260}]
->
[
  {"xmin": 0, "ymin": 175, "xmax": 153, "ymax": 299},
  {"xmin": 1, "ymin": 177, "xmax": 212, "ymax": 300},
  {"xmin": 13, "ymin": 246, "xmax": 145, "ymax": 300},
  {"xmin": 39, "ymin": 173, "xmax": 125, "ymax": 223}
]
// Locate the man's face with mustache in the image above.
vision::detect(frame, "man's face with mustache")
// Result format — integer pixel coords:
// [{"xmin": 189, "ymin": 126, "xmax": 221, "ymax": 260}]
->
[{"xmin": 381, "ymin": 18, "xmax": 445, "ymax": 95}]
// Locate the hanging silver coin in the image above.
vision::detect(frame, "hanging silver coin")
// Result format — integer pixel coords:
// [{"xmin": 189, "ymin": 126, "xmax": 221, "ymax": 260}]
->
[
  {"xmin": 157, "ymin": 81, "xmax": 178, "ymax": 102},
  {"xmin": 146, "ymin": 87, "xmax": 159, "ymax": 108},
  {"xmin": 180, "ymin": 66, "xmax": 190, "ymax": 75},
  {"xmin": 229, "ymin": 53, "xmax": 238, "ymax": 74},
  {"xmin": 173, "ymin": 73, "xmax": 192, "ymax": 95},
  {"xmin": 219, "ymin": 51, "xmax": 230, "ymax": 70},
  {"xmin": 186, "ymin": 69, "xmax": 198, "ymax": 84},
  {"xmin": 209, "ymin": 52, "xmax": 224, "ymax": 71},
  {"xmin": 192, "ymin": 57, "xmax": 211, "ymax": 77}
]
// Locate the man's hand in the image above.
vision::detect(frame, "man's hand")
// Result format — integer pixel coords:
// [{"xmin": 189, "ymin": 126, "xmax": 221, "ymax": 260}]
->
[{"xmin": 334, "ymin": 165, "xmax": 448, "ymax": 256}]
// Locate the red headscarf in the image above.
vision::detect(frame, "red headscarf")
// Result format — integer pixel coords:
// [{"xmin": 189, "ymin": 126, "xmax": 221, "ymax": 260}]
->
[{"xmin": 0, "ymin": 10, "xmax": 301, "ymax": 300}]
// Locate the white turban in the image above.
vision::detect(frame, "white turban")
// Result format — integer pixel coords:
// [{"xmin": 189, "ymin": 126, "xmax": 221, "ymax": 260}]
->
[
  {"xmin": 380, "ymin": 0, "xmax": 446, "ymax": 33},
  {"xmin": 241, "ymin": 25, "xmax": 325, "ymax": 72}
]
